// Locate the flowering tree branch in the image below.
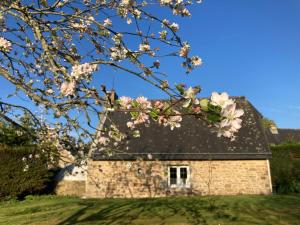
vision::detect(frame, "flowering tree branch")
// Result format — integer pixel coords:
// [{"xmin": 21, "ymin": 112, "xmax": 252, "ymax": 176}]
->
[{"xmin": 0, "ymin": 0, "xmax": 244, "ymax": 157}]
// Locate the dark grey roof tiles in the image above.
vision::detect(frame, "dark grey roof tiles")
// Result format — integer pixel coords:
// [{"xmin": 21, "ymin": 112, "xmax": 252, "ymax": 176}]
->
[
  {"xmin": 93, "ymin": 97, "xmax": 271, "ymax": 160},
  {"xmin": 277, "ymin": 129, "xmax": 300, "ymax": 143}
]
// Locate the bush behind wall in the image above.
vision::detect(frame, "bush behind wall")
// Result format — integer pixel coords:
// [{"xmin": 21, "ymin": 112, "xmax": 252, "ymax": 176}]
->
[
  {"xmin": 270, "ymin": 143, "xmax": 300, "ymax": 194},
  {"xmin": 0, "ymin": 144, "xmax": 54, "ymax": 200}
]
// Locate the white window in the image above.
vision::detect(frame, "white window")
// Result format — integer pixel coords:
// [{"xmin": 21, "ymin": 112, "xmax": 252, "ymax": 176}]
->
[{"xmin": 168, "ymin": 166, "xmax": 190, "ymax": 188}]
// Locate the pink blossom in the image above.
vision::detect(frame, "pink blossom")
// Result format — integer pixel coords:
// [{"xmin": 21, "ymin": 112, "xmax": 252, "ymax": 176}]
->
[
  {"xmin": 133, "ymin": 112, "xmax": 149, "ymax": 125},
  {"xmin": 119, "ymin": 96, "xmax": 132, "ymax": 109},
  {"xmin": 154, "ymin": 101, "xmax": 164, "ymax": 109},
  {"xmin": 99, "ymin": 136, "xmax": 110, "ymax": 146},
  {"xmin": 136, "ymin": 96, "xmax": 152, "ymax": 109}
]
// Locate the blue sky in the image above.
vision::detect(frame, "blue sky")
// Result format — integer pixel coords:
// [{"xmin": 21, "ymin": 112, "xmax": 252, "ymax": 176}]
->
[
  {"xmin": 1, "ymin": 0, "xmax": 300, "ymax": 128},
  {"xmin": 110, "ymin": 0, "xmax": 300, "ymax": 128}
]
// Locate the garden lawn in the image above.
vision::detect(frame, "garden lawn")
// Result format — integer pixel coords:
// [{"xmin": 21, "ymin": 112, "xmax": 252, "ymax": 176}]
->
[{"xmin": 0, "ymin": 195, "xmax": 300, "ymax": 225}]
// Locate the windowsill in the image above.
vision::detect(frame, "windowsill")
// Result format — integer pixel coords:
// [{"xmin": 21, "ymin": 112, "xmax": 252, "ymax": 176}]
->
[{"xmin": 169, "ymin": 185, "xmax": 191, "ymax": 189}]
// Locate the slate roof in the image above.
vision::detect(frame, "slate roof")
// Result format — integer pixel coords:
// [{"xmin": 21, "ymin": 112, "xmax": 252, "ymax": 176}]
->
[
  {"xmin": 267, "ymin": 128, "xmax": 300, "ymax": 145},
  {"xmin": 93, "ymin": 97, "xmax": 272, "ymax": 160}
]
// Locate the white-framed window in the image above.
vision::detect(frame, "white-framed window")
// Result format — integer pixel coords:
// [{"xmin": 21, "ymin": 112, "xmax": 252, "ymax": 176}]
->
[{"xmin": 168, "ymin": 166, "xmax": 190, "ymax": 188}]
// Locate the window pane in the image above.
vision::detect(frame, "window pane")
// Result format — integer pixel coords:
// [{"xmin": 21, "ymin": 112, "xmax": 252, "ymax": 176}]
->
[
  {"xmin": 180, "ymin": 168, "xmax": 187, "ymax": 179},
  {"xmin": 170, "ymin": 167, "xmax": 177, "ymax": 185},
  {"xmin": 180, "ymin": 168, "xmax": 187, "ymax": 186}
]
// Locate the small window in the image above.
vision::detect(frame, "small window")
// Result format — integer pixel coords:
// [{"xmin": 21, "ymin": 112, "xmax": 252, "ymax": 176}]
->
[
  {"xmin": 168, "ymin": 166, "xmax": 190, "ymax": 188},
  {"xmin": 170, "ymin": 167, "xmax": 177, "ymax": 185}
]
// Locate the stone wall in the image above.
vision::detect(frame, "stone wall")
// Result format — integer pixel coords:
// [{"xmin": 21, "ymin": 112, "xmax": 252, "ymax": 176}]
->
[
  {"xmin": 56, "ymin": 180, "xmax": 86, "ymax": 196},
  {"xmin": 55, "ymin": 164, "xmax": 87, "ymax": 197},
  {"xmin": 86, "ymin": 159, "xmax": 272, "ymax": 198}
]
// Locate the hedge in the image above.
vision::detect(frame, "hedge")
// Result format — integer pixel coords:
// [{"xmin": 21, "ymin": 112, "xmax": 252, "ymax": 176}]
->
[
  {"xmin": 0, "ymin": 144, "xmax": 54, "ymax": 200},
  {"xmin": 270, "ymin": 143, "xmax": 300, "ymax": 193}
]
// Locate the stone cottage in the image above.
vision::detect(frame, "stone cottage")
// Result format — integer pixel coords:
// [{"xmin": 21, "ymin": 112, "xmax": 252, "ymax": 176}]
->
[{"xmin": 85, "ymin": 97, "xmax": 273, "ymax": 198}]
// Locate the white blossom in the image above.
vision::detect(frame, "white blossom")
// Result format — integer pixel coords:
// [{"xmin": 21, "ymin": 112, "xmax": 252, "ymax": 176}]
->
[
  {"xmin": 103, "ymin": 18, "xmax": 112, "ymax": 27},
  {"xmin": 160, "ymin": 0, "xmax": 172, "ymax": 5},
  {"xmin": 133, "ymin": 9, "xmax": 142, "ymax": 18},
  {"xmin": 159, "ymin": 30, "xmax": 167, "ymax": 39},
  {"xmin": 23, "ymin": 164, "xmax": 29, "ymax": 172},
  {"xmin": 0, "ymin": 37, "xmax": 12, "ymax": 52},
  {"xmin": 46, "ymin": 89, "xmax": 54, "ymax": 95},
  {"xmin": 211, "ymin": 92, "xmax": 234, "ymax": 108},
  {"xmin": 158, "ymin": 112, "xmax": 182, "ymax": 130},
  {"xmin": 126, "ymin": 121, "xmax": 135, "ymax": 129},
  {"xmin": 110, "ymin": 47, "xmax": 128, "ymax": 61},
  {"xmin": 179, "ymin": 43, "xmax": 190, "ymax": 57},
  {"xmin": 147, "ymin": 153, "xmax": 153, "ymax": 160},
  {"xmin": 127, "ymin": 18, "xmax": 132, "ymax": 24},
  {"xmin": 183, "ymin": 87, "xmax": 197, "ymax": 99},
  {"xmin": 221, "ymin": 103, "xmax": 244, "ymax": 120},
  {"xmin": 70, "ymin": 22, "xmax": 87, "ymax": 31},
  {"xmin": 139, "ymin": 43, "xmax": 150, "ymax": 52},
  {"xmin": 211, "ymin": 92, "xmax": 244, "ymax": 140},
  {"xmin": 60, "ymin": 80, "xmax": 76, "ymax": 96},
  {"xmin": 121, "ymin": 0, "xmax": 131, "ymax": 6},
  {"xmin": 167, "ymin": 114, "xmax": 182, "ymax": 130},
  {"xmin": 191, "ymin": 56, "xmax": 202, "ymax": 66},
  {"xmin": 71, "ymin": 63, "xmax": 98, "ymax": 80},
  {"xmin": 170, "ymin": 23, "xmax": 179, "ymax": 32}
]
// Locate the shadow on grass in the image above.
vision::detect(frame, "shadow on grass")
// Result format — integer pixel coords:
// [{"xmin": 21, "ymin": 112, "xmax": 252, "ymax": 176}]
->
[
  {"xmin": 56, "ymin": 200, "xmax": 149, "ymax": 225},
  {"xmin": 54, "ymin": 196, "xmax": 252, "ymax": 225}
]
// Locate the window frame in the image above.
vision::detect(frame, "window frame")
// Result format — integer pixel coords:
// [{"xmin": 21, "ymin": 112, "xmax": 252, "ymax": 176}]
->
[{"xmin": 167, "ymin": 166, "xmax": 190, "ymax": 188}]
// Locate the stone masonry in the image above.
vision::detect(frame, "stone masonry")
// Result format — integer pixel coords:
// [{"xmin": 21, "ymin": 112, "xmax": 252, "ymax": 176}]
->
[
  {"xmin": 56, "ymin": 180, "xmax": 86, "ymax": 196},
  {"xmin": 86, "ymin": 159, "xmax": 272, "ymax": 198}
]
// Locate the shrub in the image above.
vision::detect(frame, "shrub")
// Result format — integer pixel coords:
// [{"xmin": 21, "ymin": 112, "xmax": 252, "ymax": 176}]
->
[
  {"xmin": 0, "ymin": 144, "xmax": 54, "ymax": 200},
  {"xmin": 270, "ymin": 143, "xmax": 300, "ymax": 194}
]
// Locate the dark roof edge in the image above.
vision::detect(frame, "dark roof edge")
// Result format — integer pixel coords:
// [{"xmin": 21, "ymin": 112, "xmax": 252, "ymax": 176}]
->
[
  {"xmin": 92, "ymin": 152, "xmax": 272, "ymax": 161},
  {"xmin": 278, "ymin": 128, "xmax": 300, "ymax": 131}
]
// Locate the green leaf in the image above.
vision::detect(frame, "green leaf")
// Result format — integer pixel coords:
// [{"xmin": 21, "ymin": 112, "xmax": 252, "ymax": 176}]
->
[
  {"xmin": 199, "ymin": 99, "xmax": 209, "ymax": 111},
  {"xmin": 175, "ymin": 84, "xmax": 185, "ymax": 95},
  {"xmin": 207, "ymin": 113, "xmax": 221, "ymax": 123}
]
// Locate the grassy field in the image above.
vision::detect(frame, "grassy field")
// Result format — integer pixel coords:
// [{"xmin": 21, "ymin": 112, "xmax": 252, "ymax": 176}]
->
[{"xmin": 0, "ymin": 195, "xmax": 300, "ymax": 225}]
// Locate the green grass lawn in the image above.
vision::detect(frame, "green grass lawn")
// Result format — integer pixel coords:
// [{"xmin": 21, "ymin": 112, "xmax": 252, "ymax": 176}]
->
[{"xmin": 0, "ymin": 195, "xmax": 300, "ymax": 225}]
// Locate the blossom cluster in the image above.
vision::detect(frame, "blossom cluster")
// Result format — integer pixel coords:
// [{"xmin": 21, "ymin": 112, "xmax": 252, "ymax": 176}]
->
[
  {"xmin": 95, "ymin": 89, "xmax": 244, "ymax": 151},
  {"xmin": 60, "ymin": 80, "xmax": 76, "ymax": 96},
  {"xmin": 118, "ymin": 91, "xmax": 244, "ymax": 141},
  {"xmin": 69, "ymin": 16, "xmax": 94, "ymax": 32},
  {"xmin": 0, "ymin": 37, "xmax": 12, "ymax": 52},
  {"xmin": 210, "ymin": 92, "xmax": 244, "ymax": 140},
  {"xmin": 60, "ymin": 63, "xmax": 98, "ymax": 96},
  {"xmin": 71, "ymin": 63, "xmax": 98, "ymax": 80},
  {"xmin": 159, "ymin": 0, "xmax": 192, "ymax": 16},
  {"xmin": 139, "ymin": 43, "xmax": 151, "ymax": 52},
  {"xmin": 110, "ymin": 46, "xmax": 128, "ymax": 61},
  {"xmin": 119, "ymin": 96, "xmax": 183, "ymax": 131},
  {"xmin": 97, "ymin": 124, "xmax": 126, "ymax": 148},
  {"xmin": 179, "ymin": 42, "xmax": 202, "ymax": 70}
]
